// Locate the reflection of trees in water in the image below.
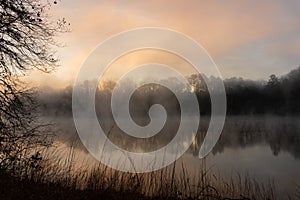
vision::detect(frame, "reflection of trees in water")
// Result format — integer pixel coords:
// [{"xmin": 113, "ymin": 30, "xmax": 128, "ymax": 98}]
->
[
  {"xmin": 202, "ymin": 117, "xmax": 300, "ymax": 159},
  {"xmin": 38, "ymin": 66, "xmax": 300, "ymax": 159},
  {"xmin": 54, "ymin": 116, "xmax": 300, "ymax": 160}
]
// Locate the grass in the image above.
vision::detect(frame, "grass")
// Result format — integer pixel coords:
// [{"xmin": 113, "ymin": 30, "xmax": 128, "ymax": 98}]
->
[
  {"xmin": 3, "ymin": 116, "xmax": 298, "ymax": 199},
  {"xmin": 0, "ymin": 170, "xmax": 141, "ymax": 200},
  {"xmin": 0, "ymin": 140, "xmax": 280, "ymax": 200}
]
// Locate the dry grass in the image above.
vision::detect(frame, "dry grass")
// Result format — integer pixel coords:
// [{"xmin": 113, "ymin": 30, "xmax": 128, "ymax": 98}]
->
[{"xmin": 9, "ymin": 141, "xmax": 279, "ymax": 200}]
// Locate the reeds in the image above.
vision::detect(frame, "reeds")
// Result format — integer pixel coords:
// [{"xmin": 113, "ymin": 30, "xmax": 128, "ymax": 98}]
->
[
  {"xmin": 2, "ymin": 119, "xmax": 296, "ymax": 199},
  {"xmin": 14, "ymin": 140, "xmax": 279, "ymax": 200}
]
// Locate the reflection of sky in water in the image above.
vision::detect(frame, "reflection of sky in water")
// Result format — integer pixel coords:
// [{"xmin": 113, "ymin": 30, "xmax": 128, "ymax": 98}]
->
[{"xmin": 205, "ymin": 146, "xmax": 300, "ymax": 197}]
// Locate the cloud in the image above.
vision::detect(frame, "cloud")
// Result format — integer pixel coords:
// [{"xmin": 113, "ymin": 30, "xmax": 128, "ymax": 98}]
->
[{"xmin": 28, "ymin": 0, "xmax": 300, "ymax": 87}]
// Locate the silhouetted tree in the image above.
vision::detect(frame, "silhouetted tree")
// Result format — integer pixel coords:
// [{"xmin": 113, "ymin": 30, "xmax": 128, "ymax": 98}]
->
[
  {"xmin": 265, "ymin": 74, "xmax": 285, "ymax": 114},
  {"xmin": 0, "ymin": 0, "xmax": 67, "ymax": 172},
  {"xmin": 281, "ymin": 67, "xmax": 300, "ymax": 114}
]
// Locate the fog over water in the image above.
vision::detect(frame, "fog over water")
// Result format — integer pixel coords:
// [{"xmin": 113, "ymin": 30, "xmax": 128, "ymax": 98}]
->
[
  {"xmin": 40, "ymin": 115, "xmax": 300, "ymax": 197},
  {"xmin": 37, "ymin": 67, "xmax": 300, "ymax": 197}
]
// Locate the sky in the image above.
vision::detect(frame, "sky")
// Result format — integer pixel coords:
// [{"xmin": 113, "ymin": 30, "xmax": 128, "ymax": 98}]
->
[{"xmin": 28, "ymin": 0, "xmax": 300, "ymax": 88}]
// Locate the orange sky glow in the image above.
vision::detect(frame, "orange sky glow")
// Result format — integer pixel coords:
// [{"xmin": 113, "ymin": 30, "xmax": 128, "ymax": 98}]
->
[{"xmin": 26, "ymin": 0, "xmax": 300, "ymax": 88}]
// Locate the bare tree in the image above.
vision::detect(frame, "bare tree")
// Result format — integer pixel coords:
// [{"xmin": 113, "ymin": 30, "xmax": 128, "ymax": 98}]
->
[{"xmin": 0, "ymin": 0, "xmax": 68, "ymax": 173}]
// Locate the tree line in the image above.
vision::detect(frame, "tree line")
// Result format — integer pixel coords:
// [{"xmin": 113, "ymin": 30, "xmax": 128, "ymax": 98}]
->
[{"xmin": 38, "ymin": 66, "xmax": 300, "ymax": 116}]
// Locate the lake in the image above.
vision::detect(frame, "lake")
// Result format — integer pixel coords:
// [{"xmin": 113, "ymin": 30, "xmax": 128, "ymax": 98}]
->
[{"xmin": 46, "ymin": 115, "xmax": 300, "ymax": 198}]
